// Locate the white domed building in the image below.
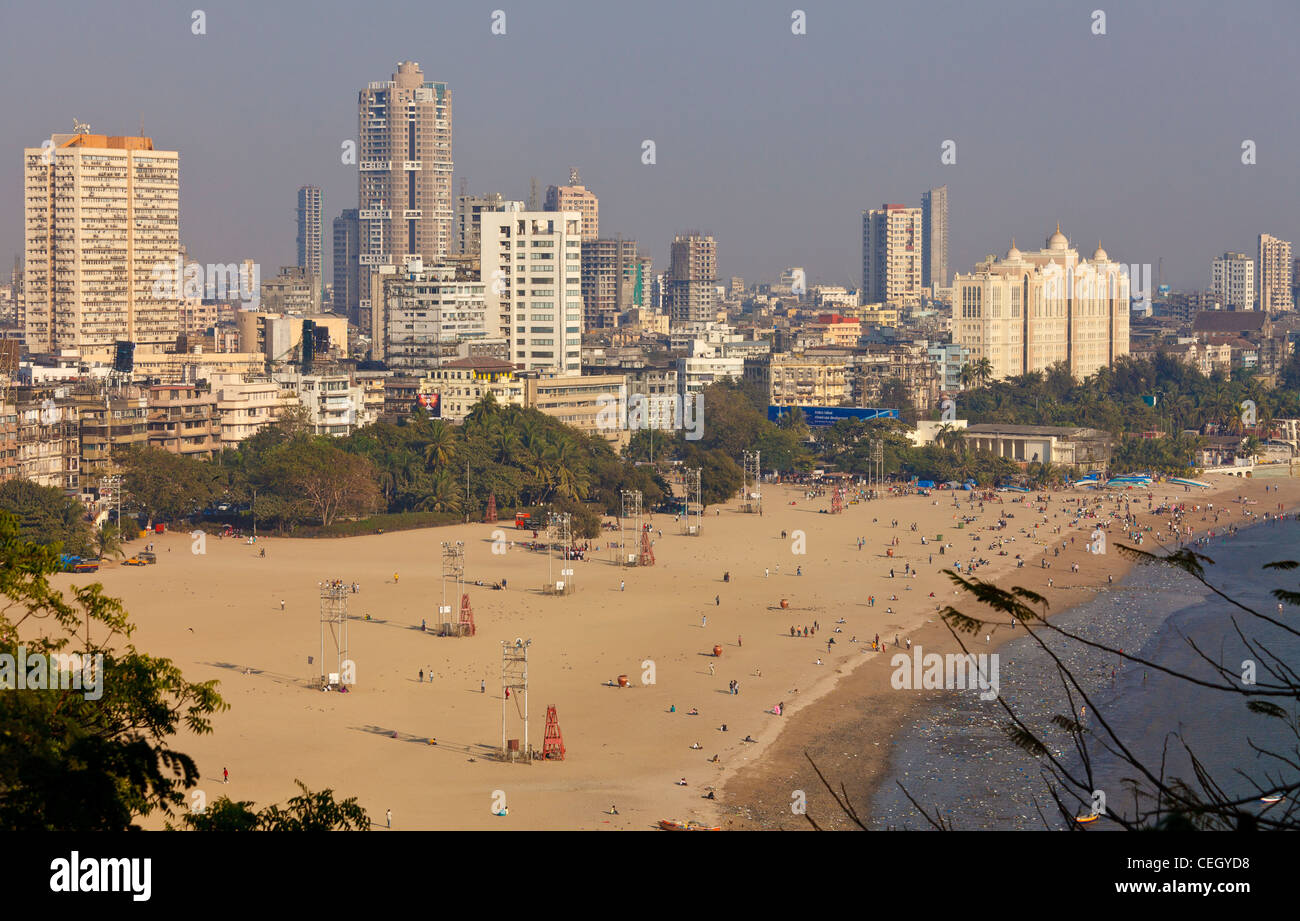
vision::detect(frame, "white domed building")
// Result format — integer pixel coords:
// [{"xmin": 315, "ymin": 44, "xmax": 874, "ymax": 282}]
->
[{"xmin": 951, "ymin": 223, "xmax": 1130, "ymax": 383}]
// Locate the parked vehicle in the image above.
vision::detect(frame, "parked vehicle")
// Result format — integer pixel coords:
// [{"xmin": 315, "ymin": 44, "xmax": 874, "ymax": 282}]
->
[
  {"xmin": 139, "ymin": 551, "xmax": 157, "ymax": 564},
  {"xmin": 122, "ymin": 557, "xmax": 147, "ymax": 567}
]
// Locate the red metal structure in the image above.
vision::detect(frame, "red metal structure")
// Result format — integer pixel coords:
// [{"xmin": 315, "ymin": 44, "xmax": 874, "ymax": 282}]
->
[
  {"xmin": 485, "ymin": 493, "xmax": 497, "ymax": 523},
  {"xmin": 831, "ymin": 487, "xmax": 844, "ymax": 515},
  {"xmin": 458, "ymin": 593, "xmax": 476, "ymax": 637},
  {"xmin": 639, "ymin": 529, "xmax": 655, "ymax": 566},
  {"xmin": 541, "ymin": 705, "xmax": 565, "ymax": 760}
]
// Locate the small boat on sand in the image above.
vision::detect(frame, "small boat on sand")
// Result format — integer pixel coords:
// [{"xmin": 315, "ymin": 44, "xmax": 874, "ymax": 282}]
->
[{"xmin": 659, "ymin": 819, "xmax": 721, "ymax": 831}]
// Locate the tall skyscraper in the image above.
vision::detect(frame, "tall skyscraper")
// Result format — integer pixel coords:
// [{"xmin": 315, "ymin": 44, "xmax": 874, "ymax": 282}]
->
[
  {"xmin": 581, "ymin": 238, "xmax": 651, "ymax": 330},
  {"xmin": 1210, "ymin": 252, "xmax": 1255, "ymax": 311},
  {"xmin": 455, "ymin": 193, "xmax": 522, "ymax": 257},
  {"xmin": 297, "ymin": 186, "xmax": 323, "ymax": 299},
  {"xmin": 357, "ymin": 61, "xmax": 453, "ymax": 286},
  {"xmin": 665, "ymin": 233, "xmax": 718, "ymax": 324},
  {"xmin": 23, "ymin": 128, "xmax": 180, "ymax": 354},
  {"xmin": 921, "ymin": 186, "xmax": 949, "ymax": 290},
  {"xmin": 332, "ymin": 209, "xmax": 361, "ymax": 323},
  {"xmin": 952, "ymin": 226, "xmax": 1130, "ymax": 381},
  {"xmin": 479, "ymin": 211, "xmax": 583, "ymax": 373},
  {"xmin": 544, "ymin": 169, "xmax": 599, "ymax": 241},
  {"xmin": 861, "ymin": 205, "xmax": 923, "ymax": 306},
  {"xmin": 1257, "ymin": 233, "xmax": 1294, "ymax": 313}
]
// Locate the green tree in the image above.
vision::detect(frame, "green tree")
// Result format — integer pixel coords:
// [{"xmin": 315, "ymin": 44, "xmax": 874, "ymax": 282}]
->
[
  {"xmin": 0, "ymin": 479, "xmax": 93, "ymax": 557},
  {"xmin": 174, "ymin": 780, "xmax": 370, "ymax": 831},
  {"xmin": 0, "ymin": 511, "xmax": 227, "ymax": 830}
]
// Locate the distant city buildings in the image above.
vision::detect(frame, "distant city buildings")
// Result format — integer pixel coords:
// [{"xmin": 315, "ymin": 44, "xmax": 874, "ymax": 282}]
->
[
  {"xmin": 861, "ymin": 205, "xmax": 923, "ymax": 307},
  {"xmin": 665, "ymin": 233, "xmax": 718, "ymax": 325},
  {"xmin": 544, "ymin": 169, "xmax": 598, "ymax": 242},
  {"xmin": 296, "ymin": 185, "xmax": 323, "ymax": 303},
  {"xmin": 921, "ymin": 186, "xmax": 949, "ymax": 290},
  {"xmin": 581, "ymin": 238, "xmax": 651, "ymax": 330},
  {"xmin": 332, "ymin": 208, "xmax": 361, "ymax": 324},
  {"xmin": 22, "ymin": 129, "xmax": 180, "ymax": 356},
  {"xmin": 951, "ymin": 226, "xmax": 1130, "ymax": 381},
  {"xmin": 455, "ymin": 193, "xmax": 522, "ymax": 258},
  {"xmin": 1257, "ymin": 233, "xmax": 1294, "ymax": 313},
  {"xmin": 1210, "ymin": 252, "xmax": 1254, "ymax": 311}
]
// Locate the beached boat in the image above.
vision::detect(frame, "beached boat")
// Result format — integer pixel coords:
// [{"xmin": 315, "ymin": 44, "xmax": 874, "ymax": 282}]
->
[{"xmin": 659, "ymin": 818, "xmax": 722, "ymax": 831}]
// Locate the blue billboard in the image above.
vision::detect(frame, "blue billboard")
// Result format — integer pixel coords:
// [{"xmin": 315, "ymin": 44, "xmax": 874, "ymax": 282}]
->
[{"xmin": 768, "ymin": 405, "xmax": 900, "ymax": 426}]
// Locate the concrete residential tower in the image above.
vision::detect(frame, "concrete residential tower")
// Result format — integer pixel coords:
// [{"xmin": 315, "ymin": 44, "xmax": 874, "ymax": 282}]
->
[
  {"xmin": 22, "ymin": 128, "xmax": 180, "ymax": 355},
  {"xmin": 1258, "ymin": 234, "xmax": 1294, "ymax": 313},
  {"xmin": 357, "ymin": 61, "xmax": 453, "ymax": 294},
  {"xmin": 861, "ymin": 205, "xmax": 923, "ymax": 306},
  {"xmin": 1210, "ymin": 252, "xmax": 1255, "ymax": 310},
  {"xmin": 479, "ymin": 211, "xmax": 583, "ymax": 373},
  {"xmin": 666, "ymin": 233, "xmax": 718, "ymax": 324},
  {"xmin": 544, "ymin": 169, "xmax": 598, "ymax": 242},
  {"xmin": 297, "ymin": 185, "xmax": 323, "ymax": 299},
  {"xmin": 921, "ymin": 186, "xmax": 949, "ymax": 290}
]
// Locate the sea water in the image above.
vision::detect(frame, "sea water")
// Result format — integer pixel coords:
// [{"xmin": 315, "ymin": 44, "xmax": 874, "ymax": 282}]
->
[{"xmin": 869, "ymin": 516, "xmax": 1300, "ymax": 829}]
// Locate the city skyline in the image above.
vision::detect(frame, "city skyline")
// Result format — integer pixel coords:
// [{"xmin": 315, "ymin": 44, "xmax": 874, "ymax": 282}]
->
[{"xmin": 2, "ymin": 0, "xmax": 1298, "ymax": 293}]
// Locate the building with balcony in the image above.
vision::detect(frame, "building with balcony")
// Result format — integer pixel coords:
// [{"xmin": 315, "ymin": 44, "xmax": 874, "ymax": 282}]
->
[{"xmin": 147, "ymin": 383, "xmax": 221, "ymax": 458}]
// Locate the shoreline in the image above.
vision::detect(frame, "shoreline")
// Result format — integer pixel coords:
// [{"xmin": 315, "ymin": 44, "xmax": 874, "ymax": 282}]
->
[{"xmin": 716, "ymin": 475, "xmax": 1300, "ymax": 831}]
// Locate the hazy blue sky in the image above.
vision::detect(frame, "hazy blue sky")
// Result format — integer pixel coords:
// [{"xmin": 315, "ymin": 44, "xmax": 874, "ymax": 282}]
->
[{"xmin": 3, "ymin": 0, "xmax": 1297, "ymax": 291}]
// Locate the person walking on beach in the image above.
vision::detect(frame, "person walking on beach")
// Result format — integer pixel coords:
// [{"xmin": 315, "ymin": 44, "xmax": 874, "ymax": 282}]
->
[
  {"xmin": 394, "ymin": 572, "xmax": 399, "ymax": 583},
  {"xmin": 481, "ymin": 679, "xmax": 486, "ymax": 693},
  {"xmin": 620, "ymin": 580, "xmax": 625, "ymax": 591},
  {"xmin": 386, "ymin": 808, "xmax": 392, "ymax": 828},
  {"xmin": 715, "ymin": 595, "xmax": 720, "ymax": 606},
  {"xmin": 709, "ymin": 662, "xmax": 715, "ymax": 676},
  {"xmin": 223, "ymin": 767, "xmax": 229, "ymax": 784},
  {"xmin": 419, "ymin": 668, "xmax": 424, "ymax": 683},
  {"xmin": 280, "ymin": 599, "xmax": 285, "ymax": 611},
  {"xmin": 738, "ymin": 634, "xmax": 742, "ymax": 648}
]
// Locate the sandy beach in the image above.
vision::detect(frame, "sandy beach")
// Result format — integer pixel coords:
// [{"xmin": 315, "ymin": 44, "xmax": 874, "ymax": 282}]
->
[{"xmin": 55, "ymin": 473, "xmax": 1300, "ymax": 831}]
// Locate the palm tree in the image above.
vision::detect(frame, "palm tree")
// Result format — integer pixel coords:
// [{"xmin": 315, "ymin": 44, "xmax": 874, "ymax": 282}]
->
[
  {"xmin": 420, "ymin": 468, "xmax": 462, "ymax": 513},
  {"xmin": 95, "ymin": 521, "xmax": 125, "ymax": 561},
  {"xmin": 959, "ymin": 363, "xmax": 975, "ymax": 391},
  {"xmin": 974, "ymin": 357, "xmax": 994, "ymax": 388},
  {"xmin": 423, "ymin": 419, "xmax": 457, "ymax": 468}
]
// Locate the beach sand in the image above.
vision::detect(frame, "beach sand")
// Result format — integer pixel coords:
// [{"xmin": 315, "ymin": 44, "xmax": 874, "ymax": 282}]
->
[{"xmin": 55, "ymin": 473, "xmax": 1300, "ymax": 830}]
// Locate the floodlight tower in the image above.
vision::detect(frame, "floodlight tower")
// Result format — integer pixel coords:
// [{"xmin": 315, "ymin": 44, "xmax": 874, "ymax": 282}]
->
[
  {"xmin": 620, "ymin": 489, "xmax": 643, "ymax": 566},
  {"xmin": 319, "ymin": 581, "xmax": 349, "ymax": 688},
  {"xmin": 742, "ymin": 450, "xmax": 762, "ymax": 514},
  {"xmin": 872, "ymin": 440, "xmax": 884, "ymax": 493},
  {"xmin": 546, "ymin": 512, "xmax": 574, "ymax": 594},
  {"xmin": 440, "ymin": 541, "xmax": 464, "ymax": 634},
  {"xmin": 682, "ymin": 467, "xmax": 702, "ymax": 535},
  {"xmin": 500, "ymin": 638, "xmax": 532, "ymax": 761}
]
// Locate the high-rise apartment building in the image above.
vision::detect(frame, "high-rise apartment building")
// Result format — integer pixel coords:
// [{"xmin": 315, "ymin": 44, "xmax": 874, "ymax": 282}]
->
[
  {"xmin": 666, "ymin": 233, "xmax": 718, "ymax": 325},
  {"xmin": 581, "ymin": 238, "xmax": 651, "ymax": 330},
  {"xmin": 544, "ymin": 169, "xmax": 598, "ymax": 241},
  {"xmin": 861, "ymin": 205, "xmax": 923, "ymax": 307},
  {"xmin": 357, "ymin": 61, "xmax": 453, "ymax": 289},
  {"xmin": 332, "ymin": 209, "xmax": 361, "ymax": 324},
  {"xmin": 1210, "ymin": 252, "xmax": 1255, "ymax": 311},
  {"xmin": 921, "ymin": 186, "xmax": 949, "ymax": 290},
  {"xmin": 952, "ymin": 226, "xmax": 1130, "ymax": 381},
  {"xmin": 375, "ymin": 264, "xmax": 487, "ymax": 371},
  {"xmin": 297, "ymin": 186, "xmax": 323, "ymax": 302},
  {"xmin": 1257, "ymin": 234, "xmax": 1294, "ymax": 313},
  {"xmin": 455, "ymin": 193, "xmax": 522, "ymax": 257},
  {"xmin": 23, "ymin": 130, "xmax": 180, "ymax": 355},
  {"xmin": 479, "ymin": 211, "xmax": 583, "ymax": 373}
]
